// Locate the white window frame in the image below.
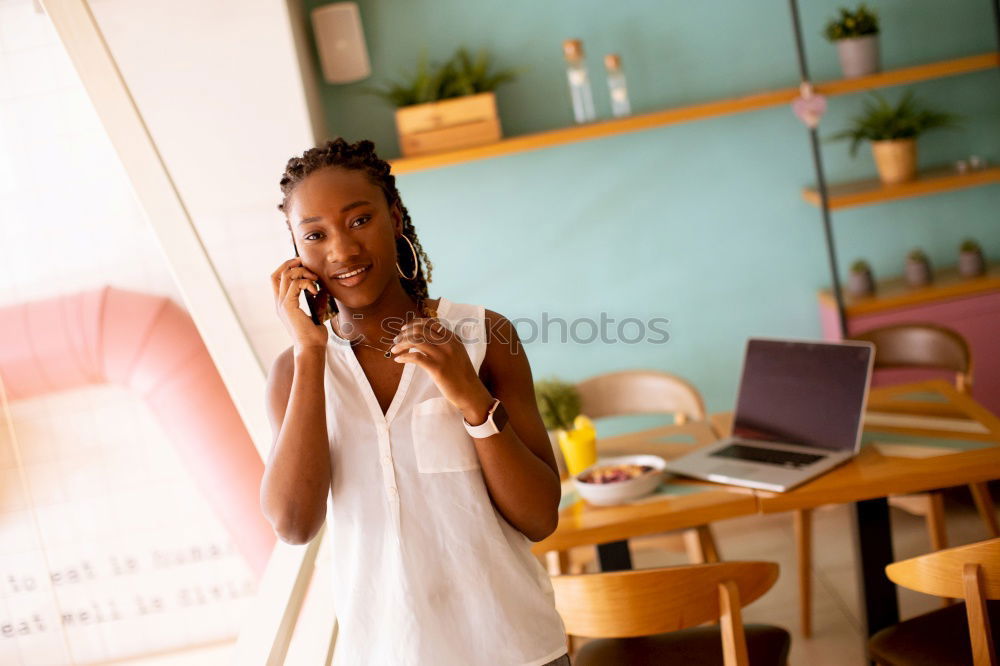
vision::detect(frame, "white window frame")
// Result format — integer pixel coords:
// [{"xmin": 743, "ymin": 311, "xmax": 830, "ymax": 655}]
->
[{"xmin": 38, "ymin": 1, "xmax": 331, "ymax": 663}]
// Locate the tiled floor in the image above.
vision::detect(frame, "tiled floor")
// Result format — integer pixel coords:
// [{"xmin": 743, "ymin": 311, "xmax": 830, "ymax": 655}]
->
[{"xmin": 623, "ymin": 491, "xmax": 994, "ymax": 666}]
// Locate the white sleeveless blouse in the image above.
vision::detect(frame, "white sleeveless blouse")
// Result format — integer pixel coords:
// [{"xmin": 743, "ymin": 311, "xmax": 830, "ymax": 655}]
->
[{"xmin": 322, "ymin": 296, "xmax": 568, "ymax": 665}]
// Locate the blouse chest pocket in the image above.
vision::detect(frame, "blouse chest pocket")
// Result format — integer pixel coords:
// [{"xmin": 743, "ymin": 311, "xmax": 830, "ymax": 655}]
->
[{"xmin": 410, "ymin": 397, "xmax": 481, "ymax": 473}]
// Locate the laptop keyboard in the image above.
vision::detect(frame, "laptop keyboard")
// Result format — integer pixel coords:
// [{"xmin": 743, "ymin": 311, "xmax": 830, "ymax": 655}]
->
[{"xmin": 710, "ymin": 443, "xmax": 826, "ymax": 469}]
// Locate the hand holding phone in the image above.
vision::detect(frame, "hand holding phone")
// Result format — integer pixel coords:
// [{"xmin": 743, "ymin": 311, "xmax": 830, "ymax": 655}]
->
[
  {"xmin": 294, "ymin": 249, "xmax": 324, "ymax": 326},
  {"xmin": 287, "ymin": 229, "xmax": 338, "ymax": 325},
  {"xmin": 270, "ymin": 257, "xmax": 330, "ymax": 350}
]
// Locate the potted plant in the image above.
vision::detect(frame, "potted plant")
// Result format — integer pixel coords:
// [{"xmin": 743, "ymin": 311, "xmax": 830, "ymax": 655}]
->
[
  {"xmin": 958, "ymin": 239, "xmax": 986, "ymax": 278},
  {"xmin": 823, "ymin": 3, "xmax": 880, "ymax": 78},
  {"xmin": 534, "ymin": 378, "xmax": 582, "ymax": 478},
  {"xmin": 367, "ymin": 47, "xmax": 519, "ymax": 157},
  {"xmin": 905, "ymin": 249, "xmax": 933, "ymax": 287},
  {"xmin": 829, "ymin": 91, "xmax": 959, "ymax": 185},
  {"xmin": 848, "ymin": 259, "xmax": 875, "ymax": 297}
]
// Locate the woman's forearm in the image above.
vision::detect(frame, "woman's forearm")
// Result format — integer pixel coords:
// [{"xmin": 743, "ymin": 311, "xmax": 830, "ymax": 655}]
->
[
  {"xmin": 462, "ymin": 389, "xmax": 561, "ymax": 541},
  {"xmin": 260, "ymin": 347, "xmax": 331, "ymax": 544}
]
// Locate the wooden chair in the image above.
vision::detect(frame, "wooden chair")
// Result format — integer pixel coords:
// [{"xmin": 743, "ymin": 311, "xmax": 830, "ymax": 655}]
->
[
  {"xmin": 551, "ymin": 370, "xmax": 719, "ymax": 575},
  {"xmin": 869, "ymin": 537, "xmax": 1000, "ymax": 665},
  {"xmin": 577, "ymin": 369, "xmax": 707, "ymax": 425},
  {"xmin": 552, "ymin": 561, "xmax": 791, "ymax": 665},
  {"xmin": 795, "ymin": 323, "xmax": 999, "ymax": 636}
]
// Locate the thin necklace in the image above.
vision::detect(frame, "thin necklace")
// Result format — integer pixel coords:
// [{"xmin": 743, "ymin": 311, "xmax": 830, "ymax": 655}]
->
[
  {"xmin": 354, "ymin": 339, "xmax": 393, "ymax": 359},
  {"xmin": 335, "ymin": 299, "xmax": 436, "ymax": 359}
]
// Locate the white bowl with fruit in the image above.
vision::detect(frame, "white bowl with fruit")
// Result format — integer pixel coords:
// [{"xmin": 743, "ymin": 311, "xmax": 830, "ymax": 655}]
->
[{"xmin": 572, "ymin": 455, "xmax": 667, "ymax": 506}]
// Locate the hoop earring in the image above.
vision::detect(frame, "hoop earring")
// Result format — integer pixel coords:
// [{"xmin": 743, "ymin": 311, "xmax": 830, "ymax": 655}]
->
[{"xmin": 396, "ymin": 234, "xmax": 419, "ymax": 280}]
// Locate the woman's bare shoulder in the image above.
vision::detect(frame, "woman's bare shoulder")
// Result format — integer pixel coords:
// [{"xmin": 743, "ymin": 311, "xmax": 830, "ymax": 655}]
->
[{"xmin": 480, "ymin": 309, "xmax": 523, "ymax": 381}]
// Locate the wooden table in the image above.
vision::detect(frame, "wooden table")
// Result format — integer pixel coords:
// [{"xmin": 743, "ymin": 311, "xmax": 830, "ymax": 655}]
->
[
  {"xmin": 531, "ymin": 422, "xmax": 757, "ymax": 568},
  {"xmin": 711, "ymin": 379, "xmax": 1000, "ymax": 638},
  {"xmin": 535, "ymin": 380, "xmax": 1000, "ymax": 639}
]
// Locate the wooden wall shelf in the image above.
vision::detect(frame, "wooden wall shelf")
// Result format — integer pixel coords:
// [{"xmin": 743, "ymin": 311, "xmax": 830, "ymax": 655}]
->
[
  {"xmin": 803, "ymin": 165, "xmax": 1000, "ymax": 210},
  {"xmin": 390, "ymin": 52, "xmax": 1000, "ymax": 175},
  {"xmin": 818, "ymin": 263, "xmax": 1000, "ymax": 317}
]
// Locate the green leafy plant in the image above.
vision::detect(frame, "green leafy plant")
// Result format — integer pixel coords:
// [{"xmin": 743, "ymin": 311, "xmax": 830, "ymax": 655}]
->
[
  {"xmin": 823, "ymin": 4, "xmax": 879, "ymax": 41},
  {"xmin": 534, "ymin": 379, "xmax": 581, "ymax": 432},
  {"xmin": 907, "ymin": 248, "xmax": 929, "ymax": 263},
  {"xmin": 960, "ymin": 239, "xmax": 982, "ymax": 253},
  {"xmin": 828, "ymin": 91, "xmax": 960, "ymax": 157},
  {"xmin": 850, "ymin": 259, "xmax": 872, "ymax": 273},
  {"xmin": 365, "ymin": 47, "xmax": 520, "ymax": 108}
]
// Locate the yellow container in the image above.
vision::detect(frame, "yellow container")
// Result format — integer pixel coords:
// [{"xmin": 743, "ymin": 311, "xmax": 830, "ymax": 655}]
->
[{"xmin": 557, "ymin": 415, "xmax": 597, "ymax": 477}]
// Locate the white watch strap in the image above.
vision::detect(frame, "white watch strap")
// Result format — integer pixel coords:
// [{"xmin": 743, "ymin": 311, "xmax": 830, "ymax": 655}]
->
[{"xmin": 464, "ymin": 398, "xmax": 500, "ymax": 438}]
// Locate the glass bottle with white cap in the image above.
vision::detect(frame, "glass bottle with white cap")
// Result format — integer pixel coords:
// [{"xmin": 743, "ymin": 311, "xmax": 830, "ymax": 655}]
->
[
  {"xmin": 562, "ymin": 39, "xmax": 596, "ymax": 123},
  {"xmin": 604, "ymin": 53, "xmax": 631, "ymax": 118}
]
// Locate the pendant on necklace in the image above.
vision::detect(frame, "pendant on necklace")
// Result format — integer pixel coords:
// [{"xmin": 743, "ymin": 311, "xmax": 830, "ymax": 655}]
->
[{"xmin": 383, "ymin": 350, "xmax": 391, "ymax": 358}]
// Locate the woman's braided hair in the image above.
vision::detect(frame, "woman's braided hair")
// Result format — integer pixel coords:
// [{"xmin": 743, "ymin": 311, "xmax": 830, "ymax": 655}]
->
[{"xmin": 277, "ymin": 138, "xmax": 433, "ymax": 313}]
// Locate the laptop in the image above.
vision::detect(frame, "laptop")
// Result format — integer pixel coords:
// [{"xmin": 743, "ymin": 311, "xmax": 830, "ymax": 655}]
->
[{"xmin": 665, "ymin": 337, "xmax": 874, "ymax": 493}]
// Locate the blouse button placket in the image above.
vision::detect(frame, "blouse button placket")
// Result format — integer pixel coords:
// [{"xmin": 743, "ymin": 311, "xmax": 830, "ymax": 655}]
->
[{"xmin": 377, "ymin": 421, "xmax": 402, "ymax": 531}]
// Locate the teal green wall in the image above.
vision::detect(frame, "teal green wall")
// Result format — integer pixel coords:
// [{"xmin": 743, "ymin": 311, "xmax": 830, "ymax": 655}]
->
[{"xmin": 301, "ymin": 0, "xmax": 1000, "ymax": 415}]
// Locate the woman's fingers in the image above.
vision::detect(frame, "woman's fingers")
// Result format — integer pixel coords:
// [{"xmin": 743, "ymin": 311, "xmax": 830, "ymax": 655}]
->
[
  {"xmin": 392, "ymin": 326, "xmax": 452, "ymax": 350},
  {"xmin": 283, "ymin": 278, "xmax": 318, "ymax": 308},
  {"xmin": 270, "ymin": 258, "xmax": 329, "ymax": 348},
  {"xmin": 389, "ymin": 339, "xmax": 441, "ymax": 360},
  {"xmin": 275, "ymin": 262, "xmax": 320, "ymax": 307},
  {"xmin": 277, "ymin": 268, "xmax": 292, "ymax": 306},
  {"xmin": 270, "ymin": 257, "xmax": 298, "ymax": 282},
  {"xmin": 271, "ymin": 262, "xmax": 291, "ymax": 297},
  {"xmin": 277, "ymin": 273, "xmax": 313, "ymax": 311},
  {"xmin": 271, "ymin": 259, "xmax": 319, "ymax": 293},
  {"xmin": 399, "ymin": 318, "xmax": 453, "ymax": 344},
  {"xmin": 392, "ymin": 351, "xmax": 434, "ymax": 369},
  {"xmin": 271, "ymin": 258, "xmax": 301, "ymax": 290}
]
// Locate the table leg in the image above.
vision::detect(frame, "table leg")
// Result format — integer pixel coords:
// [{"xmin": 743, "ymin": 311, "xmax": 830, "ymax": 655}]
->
[
  {"xmin": 852, "ymin": 498, "xmax": 899, "ymax": 640},
  {"xmin": 596, "ymin": 540, "xmax": 632, "ymax": 571}
]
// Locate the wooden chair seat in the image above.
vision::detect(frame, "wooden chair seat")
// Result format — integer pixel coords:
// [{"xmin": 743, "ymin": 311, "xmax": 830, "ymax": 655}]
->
[
  {"xmin": 870, "ymin": 538, "xmax": 1000, "ymax": 665},
  {"xmin": 573, "ymin": 624, "xmax": 791, "ymax": 666},
  {"xmin": 553, "ymin": 562, "xmax": 787, "ymax": 666},
  {"xmin": 870, "ymin": 600, "xmax": 1000, "ymax": 666}
]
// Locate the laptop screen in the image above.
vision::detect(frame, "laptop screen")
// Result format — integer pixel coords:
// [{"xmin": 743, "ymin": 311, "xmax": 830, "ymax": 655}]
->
[{"xmin": 732, "ymin": 338, "xmax": 873, "ymax": 452}]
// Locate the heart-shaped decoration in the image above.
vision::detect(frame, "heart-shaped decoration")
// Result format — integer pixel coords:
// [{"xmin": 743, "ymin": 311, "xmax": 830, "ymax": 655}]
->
[{"xmin": 792, "ymin": 92, "xmax": 828, "ymax": 129}]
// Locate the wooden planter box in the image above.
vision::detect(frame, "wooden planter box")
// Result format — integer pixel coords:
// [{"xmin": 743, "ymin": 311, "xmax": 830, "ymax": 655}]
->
[{"xmin": 395, "ymin": 92, "xmax": 502, "ymax": 157}]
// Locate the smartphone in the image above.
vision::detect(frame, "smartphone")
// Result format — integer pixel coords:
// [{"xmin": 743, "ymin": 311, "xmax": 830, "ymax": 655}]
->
[{"xmin": 288, "ymin": 230, "xmax": 336, "ymax": 325}]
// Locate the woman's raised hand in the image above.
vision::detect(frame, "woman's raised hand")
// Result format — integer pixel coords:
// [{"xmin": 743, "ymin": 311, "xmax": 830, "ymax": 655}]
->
[
  {"xmin": 271, "ymin": 257, "xmax": 329, "ymax": 352},
  {"xmin": 390, "ymin": 318, "xmax": 492, "ymax": 419}
]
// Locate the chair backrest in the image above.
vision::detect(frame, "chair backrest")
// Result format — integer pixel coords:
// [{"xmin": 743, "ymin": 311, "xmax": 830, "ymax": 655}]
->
[
  {"xmin": 851, "ymin": 323, "xmax": 973, "ymax": 392},
  {"xmin": 886, "ymin": 538, "xmax": 1000, "ymax": 666},
  {"xmin": 576, "ymin": 369, "xmax": 707, "ymax": 424},
  {"xmin": 551, "ymin": 562, "xmax": 779, "ymax": 666}
]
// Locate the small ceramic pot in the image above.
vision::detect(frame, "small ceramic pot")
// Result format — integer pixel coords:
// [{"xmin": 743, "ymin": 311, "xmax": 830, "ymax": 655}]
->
[
  {"xmin": 905, "ymin": 257, "xmax": 933, "ymax": 287},
  {"xmin": 872, "ymin": 139, "xmax": 917, "ymax": 185},
  {"xmin": 848, "ymin": 269, "xmax": 875, "ymax": 297},
  {"xmin": 959, "ymin": 249, "xmax": 986, "ymax": 278},
  {"xmin": 836, "ymin": 34, "xmax": 880, "ymax": 78}
]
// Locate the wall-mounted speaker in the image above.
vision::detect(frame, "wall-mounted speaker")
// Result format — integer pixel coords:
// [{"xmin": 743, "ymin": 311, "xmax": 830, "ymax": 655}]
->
[{"xmin": 311, "ymin": 2, "xmax": 371, "ymax": 84}]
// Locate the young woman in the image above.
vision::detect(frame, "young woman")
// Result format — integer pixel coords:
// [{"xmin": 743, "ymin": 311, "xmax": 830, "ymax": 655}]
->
[{"xmin": 260, "ymin": 138, "xmax": 570, "ymax": 665}]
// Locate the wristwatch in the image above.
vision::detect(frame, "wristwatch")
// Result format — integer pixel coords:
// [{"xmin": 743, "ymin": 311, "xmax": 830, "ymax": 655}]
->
[{"xmin": 463, "ymin": 398, "xmax": 509, "ymax": 438}]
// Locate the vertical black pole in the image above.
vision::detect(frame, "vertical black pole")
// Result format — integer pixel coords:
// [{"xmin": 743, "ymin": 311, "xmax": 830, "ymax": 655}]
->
[
  {"xmin": 787, "ymin": 0, "xmax": 848, "ymax": 340},
  {"xmin": 993, "ymin": 0, "xmax": 1000, "ymax": 52},
  {"xmin": 787, "ymin": 0, "xmax": 899, "ymax": 652},
  {"xmin": 787, "ymin": 0, "xmax": 812, "ymax": 81},
  {"xmin": 806, "ymin": 133, "xmax": 849, "ymax": 340}
]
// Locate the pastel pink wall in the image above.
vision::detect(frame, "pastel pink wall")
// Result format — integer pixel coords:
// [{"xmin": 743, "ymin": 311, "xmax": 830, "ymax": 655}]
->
[
  {"xmin": 0, "ymin": 286, "xmax": 274, "ymax": 576},
  {"xmin": 819, "ymin": 290, "xmax": 1000, "ymax": 415}
]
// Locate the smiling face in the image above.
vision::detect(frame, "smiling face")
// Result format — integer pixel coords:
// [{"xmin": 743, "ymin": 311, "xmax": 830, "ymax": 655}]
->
[{"xmin": 285, "ymin": 166, "xmax": 405, "ymax": 311}]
